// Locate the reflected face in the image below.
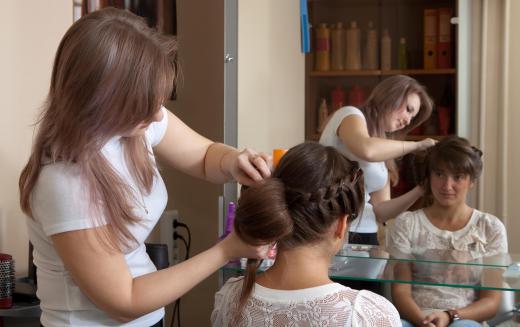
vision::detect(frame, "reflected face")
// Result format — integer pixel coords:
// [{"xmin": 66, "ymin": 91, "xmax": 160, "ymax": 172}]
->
[
  {"xmin": 123, "ymin": 109, "xmax": 164, "ymax": 137},
  {"xmin": 385, "ymin": 93, "xmax": 421, "ymax": 132},
  {"xmin": 430, "ymin": 167, "xmax": 473, "ymax": 207}
]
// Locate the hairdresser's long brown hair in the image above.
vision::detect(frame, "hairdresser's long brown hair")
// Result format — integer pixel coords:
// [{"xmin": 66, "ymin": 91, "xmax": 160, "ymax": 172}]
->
[
  {"xmin": 361, "ymin": 75, "xmax": 433, "ymax": 139},
  {"xmin": 422, "ymin": 136, "xmax": 483, "ymax": 206},
  {"xmin": 360, "ymin": 75, "xmax": 433, "ymax": 184},
  {"xmin": 232, "ymin": 142, "xmax": 365, "ymax": 321},
  {"xmin": 19, "ymin": 8, "xmax": 177, "ymax": 250}
]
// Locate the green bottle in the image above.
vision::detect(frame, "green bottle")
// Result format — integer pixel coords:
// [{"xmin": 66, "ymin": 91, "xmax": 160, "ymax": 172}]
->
[{"xmin": 398, "ymin": 37, "xmax": 408, "ymax": 69}]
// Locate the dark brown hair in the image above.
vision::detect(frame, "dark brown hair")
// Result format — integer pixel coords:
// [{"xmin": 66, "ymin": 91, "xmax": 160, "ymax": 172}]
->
[
  {"xmin": 422, "ymin": 135, "xmax": 483, "ymax": 204},
  {"xmin": 19, "ymin": 7, "xmax": 177, "ymax": 250},
  {"xmin": 233, "ymin": 142, "xmax": 365, "ymax": 320}
]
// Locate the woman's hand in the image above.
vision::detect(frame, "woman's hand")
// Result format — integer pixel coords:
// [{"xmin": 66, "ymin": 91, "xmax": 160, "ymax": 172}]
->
[
  {"xmin": 422, "ymin": 311, "xmax": 450, "ymax": 327},
  {"xmin": 218, "ymin": 230, "xmax": 270, "ymax": 261},
  {"xmin": 416, "ymin": 138, "xmax": 437, "ymax": 151},
  {"xmin": 222, "ymin": 148, "xmax": 272, "ymax": 186}
]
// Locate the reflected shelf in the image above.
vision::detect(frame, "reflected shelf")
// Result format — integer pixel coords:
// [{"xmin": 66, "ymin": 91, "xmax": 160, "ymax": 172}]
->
[{"xmin": 309, "ymin": 69, "xmax": 456, "ymax": 77}]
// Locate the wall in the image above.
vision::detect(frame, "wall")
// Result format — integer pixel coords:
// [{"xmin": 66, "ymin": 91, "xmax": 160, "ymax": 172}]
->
[
  {"xmin": 505, "ymin": 0, "xmax": 520, "ymax": 253},
  {"xmin": 237, "ymin": 0, "xmax": 305, "ymax": 152},
  {"xmin": 476, "ymin": 0, "xmax": 520, "ymax": 253},
  {"xmin": 159, "ymin": 0, "xmax": 225, "ymax": 325},
  {"xmin": 0, "ymin": 1, "xmax": 72, "ymax": 275},
  {"xmin": 161, "ymin": 1, "xmax": 304, "ymax": 326}
]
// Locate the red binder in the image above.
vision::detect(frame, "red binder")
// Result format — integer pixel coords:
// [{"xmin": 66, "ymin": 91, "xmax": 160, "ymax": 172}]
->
[{"xmin": 437, "ymin": 8, "xmax": 452, "ymax": 68}]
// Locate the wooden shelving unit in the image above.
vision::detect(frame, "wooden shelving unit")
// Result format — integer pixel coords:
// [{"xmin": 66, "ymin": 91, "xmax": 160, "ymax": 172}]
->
[{"xmin": 305, "ymin": 0, "xmax": 457, "ymax": 143}]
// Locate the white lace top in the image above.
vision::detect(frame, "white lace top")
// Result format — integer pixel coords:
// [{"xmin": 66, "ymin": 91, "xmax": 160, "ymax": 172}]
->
[
  {"xmin": 387, "ymin": 209, "xmax": 508, "ymax": 312},
  {"xmin": 211, "ymin": 277, "xmax": 401, "ymax": 327}
]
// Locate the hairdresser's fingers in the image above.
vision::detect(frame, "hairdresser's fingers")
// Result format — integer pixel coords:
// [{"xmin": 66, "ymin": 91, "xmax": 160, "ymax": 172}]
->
[
  {"xmin": 219, "ymin": 231, "xmax": 269, "ymax": 260},
  {"xmin": 418, "ymin": 138, "xmax": 437, "ymax": 151},
  {"xmin": 252, "ymin": 152, "xmax": 272, "ymax": 177},
  {"xmin": 234, "ymin": 149, "xmax": 265, "ymax": 185}
]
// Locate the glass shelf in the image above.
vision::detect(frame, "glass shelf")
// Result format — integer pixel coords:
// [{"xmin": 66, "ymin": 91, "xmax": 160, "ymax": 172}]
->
[
  {"xmin": 337, "ymin": 244, "xmax": 520, "ymax": 268},
  {"xmin": 222, "ymin": 244, "xmax": 520, "ymax": 292}
]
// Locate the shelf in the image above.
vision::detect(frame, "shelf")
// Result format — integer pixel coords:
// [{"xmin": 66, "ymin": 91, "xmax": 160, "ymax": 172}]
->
[
  {"xmin": 309, "ymin": 133, "xmax": 446, "ymax": 142},
  {"xmin": 309, "ymin": 68, "xmax": 456, "ymax": 77}
]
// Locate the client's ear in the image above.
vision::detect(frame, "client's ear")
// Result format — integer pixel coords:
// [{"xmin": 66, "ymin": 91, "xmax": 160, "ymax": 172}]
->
[{"xmin": 335, "ymin": 216, "xmax": 348, "ymax": 239}]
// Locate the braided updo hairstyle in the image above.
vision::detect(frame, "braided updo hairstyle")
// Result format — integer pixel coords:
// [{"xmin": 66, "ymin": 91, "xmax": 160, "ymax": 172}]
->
[{"xmin": 233, "ymin": 142, "xmax": 365, "ymax": 318}]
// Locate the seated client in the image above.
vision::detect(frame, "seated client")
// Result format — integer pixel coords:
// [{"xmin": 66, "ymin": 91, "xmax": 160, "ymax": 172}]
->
[
  {"xmin": 387, "ymin": 135, "xmax": 508, "ymax": 327},
  {"xmin": 211, "ymin": 142, "xmax": 401, "ymax": 327}
]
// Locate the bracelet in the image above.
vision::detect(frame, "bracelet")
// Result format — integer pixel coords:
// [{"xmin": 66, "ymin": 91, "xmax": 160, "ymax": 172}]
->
[
  {"xmin": 402, "ymin": 141, "xmax": 405, "ymax": 156},
  {"xmin": 444, "ymin": 309, "xmax": 461, "ymax": 323}
]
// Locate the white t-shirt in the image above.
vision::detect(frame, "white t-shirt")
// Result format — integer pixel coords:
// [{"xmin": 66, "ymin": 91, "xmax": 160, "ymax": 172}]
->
[
  {"xmin": 319, "ymin": 106, "xmax": 388, "ymax": 233},
  {"xmin": 386, "ymin": 209, "xmax": 508, "ymax": 313},
  {"xmin": 211, "ymin": 277, "xmax": 401, "ymax": 327},
  {"xmin": 27, "ymin": 107, "xmax": 169, "ymax": 327}
]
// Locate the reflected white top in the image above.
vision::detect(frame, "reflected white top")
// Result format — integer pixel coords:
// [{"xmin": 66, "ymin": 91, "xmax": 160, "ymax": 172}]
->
[
  {"xmin": 387, "ymin": 209, "xmax": 508, "ymax": 313},
  {"xmin": 319, "ymin": 106, "xmax": 388, "ymax": 233}
]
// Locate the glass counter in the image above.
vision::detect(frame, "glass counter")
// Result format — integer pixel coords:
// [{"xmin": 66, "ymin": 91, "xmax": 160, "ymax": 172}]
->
[{"xmin": 222, "ymin": 244, "xmax": 520, "ymax": 292}]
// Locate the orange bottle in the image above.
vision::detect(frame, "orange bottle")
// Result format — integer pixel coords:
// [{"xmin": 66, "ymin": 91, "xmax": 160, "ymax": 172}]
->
[{"xmin": 273, "ymin": 149, "xmax": 288, "ymax": 169}]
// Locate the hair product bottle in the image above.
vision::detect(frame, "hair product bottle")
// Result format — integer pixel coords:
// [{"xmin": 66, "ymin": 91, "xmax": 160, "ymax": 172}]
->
[
  {"xmin": 272, "ymin": 149, "xmax": 288, "ymax": 169},
  {"xmin": 317, "ymin": 98, "xmax": 329, "ymax": 133},
  {"xmin": 398, "ymin": 37, "xmax": 408, "ymax": 69},
  {"xmin": 331, "ymin": 85, "xmax": 346, "ymax": 111},
  {"xmin": 348, "ymin": 85, "xmax": 366, "ymax": 107},
  {"xmin": 315, "ymin": 23, "xmax": 330, "ymax": 71},
  {"xmin": 381, "ymin": 29, "xmax": 392, "ymax": 70},
  {"xmin": 219, "ymin": 202, "xmax": 235, "ymax": 241},
  {"xmin": 363, "ymin": 21, "xmax": 378, "ymax": 69},
  {"xmin": 330, "ymin": 23, "xmax": 345, "ymax": 70},
  {"xmin": 345, "ymin": 21, "xmax": 361, "ymax": 70}
]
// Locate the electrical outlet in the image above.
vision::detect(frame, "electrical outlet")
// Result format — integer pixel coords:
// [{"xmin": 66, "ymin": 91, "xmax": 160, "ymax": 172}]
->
[{"xmin": 160, "ymin": 210, "xmax": 179, "ymax": 266}]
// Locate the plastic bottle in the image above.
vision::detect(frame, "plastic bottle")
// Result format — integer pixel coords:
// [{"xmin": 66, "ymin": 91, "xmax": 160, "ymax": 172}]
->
[
  {"xmin": 364, "ymin": 21, "xmax": 378, "ymax": 69},
  {"xmin": 331, "ymin": 85, "xmax": 346, "ymax": 111},
  {"xmin": 381, "ymin": 29, "xmax": 392, "ymax": 70},
  {"xmin": 437, "ymin": 83, "xmax": 454, "ymax": 135},
  {"xmin": 330, "ymin": 23, "xmax": 345, "ymax": 70},
  {"xmin": 315, "ymin": 23, "xmax": 330, "ymax": 71},
  {"xmin": 317, "ymin": 98, "xmax": 329, "ymax": 133},
  {"xmin": 348, "ymin": 85, "xmax": 366, "ymax": 107},
  {"xmin": 345, "ymin": 21, "xmax": 361, "ymax": 70},
  {"xmin": 273, "ymin": 148, "xmax": 288, "ymax": 169},
  {"xmin": 219, "ymin": 202, "xmax": 235, "ymax": 241},
  {"xmin": 398, "ymin": 37, "xmax": 408, "ymax": 69}
]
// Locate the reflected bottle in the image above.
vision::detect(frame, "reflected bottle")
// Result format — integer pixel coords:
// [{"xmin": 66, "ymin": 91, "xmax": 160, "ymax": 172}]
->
[
  {"xmin": 345, "ymin": 21, "xmax": 361, "ymax": 70},
  {"xmin": 315, "ymin": 23, "xmax": 330, "ymax": 71},
  {"xmin": 364, "ymin": 21, "xmax": 378, "ymax": 69},
  {"xmin": 381, "ymin": 29, "xmax": 392, "ymax": 70},
  {"xmin": 317, "ymin": 98, "xmax": 329, "ymax": 133},
  {"xmin": 330, "ymin": 23, "xmax": 345, "ymax": 70},
  {"xmin": 398, "ymin": 37, "xmax": 408, "ymax": 69}
]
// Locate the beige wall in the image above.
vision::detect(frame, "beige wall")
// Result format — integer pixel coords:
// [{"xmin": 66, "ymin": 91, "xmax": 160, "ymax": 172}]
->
[
  {"xmin": 505, "ymin": 0, "xmax": 520, "ymax": 253},
  {"xmin": 238, "ymin": 0, "xmax": 305, "ymax": 152},
  {"xmin": 0, "ymin": 1, "xmax": 72, "ymax": 275},
  {"xmin": 476, "ymin": 0, "xmax": 520, "ymax": 253}
]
